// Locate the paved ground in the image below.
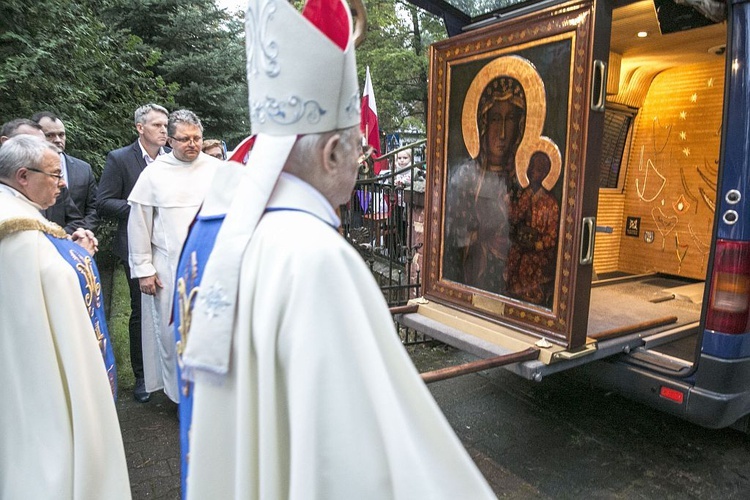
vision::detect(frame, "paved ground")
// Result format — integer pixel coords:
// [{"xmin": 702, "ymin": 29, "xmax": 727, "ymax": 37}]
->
[
  {"xmin": 99, "ymin": 253, "xmax": 182, "ymax": 499},
  {"xmin": 116, "ymin": 342, "xmax": 750, "ymax": 499},
  {"xmin": 101, "ymin": 252, "xmax": 750, "ymax": 499},
  {"xmin": 117, "ymin": 387, "xmax": 180, "ymax": 499},
  {"xmin": 412, "ymin": 345, "xmax": 750, "ymax": 499}
]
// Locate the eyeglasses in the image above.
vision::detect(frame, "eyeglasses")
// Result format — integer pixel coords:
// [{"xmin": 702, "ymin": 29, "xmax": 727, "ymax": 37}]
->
[
  {"xmin": 26, "ymin": 167, "xmax": 64, "ymax": 181},
  {"xmin": 170, "ymin": 136, "xmax": 203, "ymax": 145}
]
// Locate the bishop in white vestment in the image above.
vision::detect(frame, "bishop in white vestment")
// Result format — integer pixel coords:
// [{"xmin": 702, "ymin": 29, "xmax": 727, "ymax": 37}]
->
[{"xmin": 181, "ymin": 1, "xmax": 497, "ymax": 498}]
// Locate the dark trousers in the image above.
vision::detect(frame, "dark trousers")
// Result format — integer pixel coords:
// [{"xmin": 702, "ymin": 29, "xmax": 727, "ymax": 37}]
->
[{"xmin": 122, "ymin": 261, "xmax": 144, "ymax": 379}]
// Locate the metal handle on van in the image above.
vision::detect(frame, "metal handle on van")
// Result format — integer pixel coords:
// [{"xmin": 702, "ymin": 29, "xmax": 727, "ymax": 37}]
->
[
  {"xmin": 580, "ymin": 217, "xmax": 595, "ymax": 265},
  {"xmin": 591, "ymin": 60, "xmax": 606, "ymax": 112}
]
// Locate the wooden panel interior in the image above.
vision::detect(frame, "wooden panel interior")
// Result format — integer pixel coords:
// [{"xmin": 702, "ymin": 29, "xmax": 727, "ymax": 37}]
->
[
  {"xmin": 593, "ymin": 0, "xmax": 726, "ymax": 280},
  {"xmin": 593, "ymin": 190, "xmax": 625, "ymax": 275},
  {"xmin": 610, "ymin": 2, "xmax": 725, "ymax": 74},
  {"xmin": 608, "ymin": 1, "xmax": 726, "ymax": 109},
  {"xmin": 617, "ymin": 60, "xmax": 723, "ymax": 279}
]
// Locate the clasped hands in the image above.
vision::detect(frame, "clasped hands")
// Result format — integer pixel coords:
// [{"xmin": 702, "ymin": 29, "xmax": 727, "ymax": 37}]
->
[{"xmin": 70, "ymin": 228, "xmax": 98, "ymax": 256}]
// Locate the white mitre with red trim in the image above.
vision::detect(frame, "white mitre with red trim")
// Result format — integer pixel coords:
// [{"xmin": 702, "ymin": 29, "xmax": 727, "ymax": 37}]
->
[
  {"xmin": 247, "ymin": 0, "xmax": 360, "ymax": 135},
  {"xmin": 183, "ymin": 0, "xmax": 360, "ymax": 378}
]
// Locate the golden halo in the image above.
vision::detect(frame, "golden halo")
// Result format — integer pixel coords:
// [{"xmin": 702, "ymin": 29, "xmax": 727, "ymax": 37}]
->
[
  {"xmin": 518, "ymin": 137, "xmax": 562, "ymax": 191},
  {"xmin": 461, "ymin": 55, "xmax": 561, "ymax": 189}
]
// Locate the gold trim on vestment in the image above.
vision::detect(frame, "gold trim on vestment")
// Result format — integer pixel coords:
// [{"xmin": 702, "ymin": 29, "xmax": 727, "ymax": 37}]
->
[{"xmin": 0, "ymin": 217, "xmax": 67, "ymax": 240}]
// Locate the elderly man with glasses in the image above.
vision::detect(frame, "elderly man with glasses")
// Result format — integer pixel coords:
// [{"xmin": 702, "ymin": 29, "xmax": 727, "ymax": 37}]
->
[
  {"xmin": 127, "ymin": 109, "xmax": 222, "ymax": 406},
  {"xmin": 1, "ymin": 117, "xmax": 86, "ymax": 234},
  {"xmin": 0, "ymin": 135, "xmax": 129, "ymax": 498}
]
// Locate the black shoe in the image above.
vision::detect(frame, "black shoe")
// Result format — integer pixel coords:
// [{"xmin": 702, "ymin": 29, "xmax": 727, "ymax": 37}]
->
[{"xmin": 133, "ymin": 378, "xmax": 151, "ymax": 403}]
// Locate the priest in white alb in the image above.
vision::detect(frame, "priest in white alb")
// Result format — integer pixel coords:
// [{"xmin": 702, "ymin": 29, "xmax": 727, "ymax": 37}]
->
[{"xmin": 128, "ymin": 109, "xmax": 221, "ymax": 403}]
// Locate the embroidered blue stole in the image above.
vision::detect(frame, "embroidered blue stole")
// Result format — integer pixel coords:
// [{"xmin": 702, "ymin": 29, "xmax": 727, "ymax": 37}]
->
[
  {"xmin": 173, "ymin": 207, "xmax": 332, "ymax": 497},
  {"xmin": 45, "ymin": 234, "xmax": 117, "ymax": 399},
  {"xmin": 173, "ymin": 213, "xmax": 225, "ymax": 498}
]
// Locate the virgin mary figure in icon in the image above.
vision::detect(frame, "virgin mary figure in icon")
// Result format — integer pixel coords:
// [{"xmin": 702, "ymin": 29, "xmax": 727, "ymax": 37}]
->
[{"xmin": 443, "ymin": 55, "xmax": 562, "ymax": 307}]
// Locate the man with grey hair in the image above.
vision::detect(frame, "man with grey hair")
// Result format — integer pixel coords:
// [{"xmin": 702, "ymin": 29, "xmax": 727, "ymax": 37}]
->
[
  {"xmin": 0, "ymin": 135, "xmax": 130, "ymax": 498},
  {"xmin": 98, "ymin": 102, "xmax": 170, "ymax": 403},
  {"xmin": 0, "ymin": 135, "xmax": 66, "ymax": 210},
  {"xmin": 128, "ymin": 109, "xmax": 221, "ymax": 404}
]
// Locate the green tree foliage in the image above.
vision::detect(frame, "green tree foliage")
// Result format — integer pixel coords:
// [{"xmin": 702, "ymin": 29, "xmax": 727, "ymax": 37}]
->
[
  {"xmin": 357, "ymin": 0, "xmax": 447, "ymax": 141},
  {"xmin": 0, "ymin": 0, "xmax": 177, "ymax": 174},
  {"xmin": 1, "ymin": 0, "xmax": 446, "ymax": 166},
  {"xmin": 102, "ymin": 0, "xmax": 249, "ymax": 147}
]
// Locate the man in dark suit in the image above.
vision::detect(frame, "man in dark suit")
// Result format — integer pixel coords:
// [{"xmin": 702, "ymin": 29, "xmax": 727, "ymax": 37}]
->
[
  {"xmin": 40, "ymin": 186, "xmax": 85, "ymax": 232},
  {"xmin": 97, "ymin": 103, "xmax": 170, "ymax": 403},
  {"xmin": 32, "ymin": 112, "xmax": 98, "ymax": 232}
]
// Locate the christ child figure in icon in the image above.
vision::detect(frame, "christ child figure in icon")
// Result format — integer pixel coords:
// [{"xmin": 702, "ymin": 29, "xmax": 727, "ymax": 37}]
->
[{"xmin": 506, "ymin": 150, "xmax": 560, "ymax": 307}]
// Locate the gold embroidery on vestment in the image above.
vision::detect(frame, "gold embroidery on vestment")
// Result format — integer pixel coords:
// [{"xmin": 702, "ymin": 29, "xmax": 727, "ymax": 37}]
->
[
  {"xmin": 177, "ymin": 251, "xmax": 200, "ymax": 397},
  {"xmin": 70, "ymin": 249, "xmax": 101, "ymax": 316},
  {"xmin": 0, "ymin": 217, "xmax": 66, "ymax": 239}
]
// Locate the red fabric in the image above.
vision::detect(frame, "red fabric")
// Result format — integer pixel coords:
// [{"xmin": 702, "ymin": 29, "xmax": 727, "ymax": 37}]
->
[
  {"xmin": 361, "ymin": 96, "xmax": 380, "ymax": 155},
  {"xmin": 303, "ymin": 0, "xmax": 349, "ymax": 50},
  {"xmin": 360, "ymin": 67, "xmax": 381, "ymax": 172},
  {"xmin": 228, "ymin": 135, "xmax": 257, "ymax": 165},
  {"xmin": 372, "ymin": 158, "xmax": 388, "ymax": 175}
]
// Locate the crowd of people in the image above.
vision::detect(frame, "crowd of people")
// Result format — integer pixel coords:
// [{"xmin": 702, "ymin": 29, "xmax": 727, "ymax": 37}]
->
[{"xmin": 0, "ymin": 0, "xmax": 497, "ymax": 498}]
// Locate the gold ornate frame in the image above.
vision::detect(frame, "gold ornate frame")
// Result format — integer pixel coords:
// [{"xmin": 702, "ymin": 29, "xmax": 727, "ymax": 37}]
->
[{"xmin": 423, "ymin": 1, "xmax": 599, "ymax": 345}]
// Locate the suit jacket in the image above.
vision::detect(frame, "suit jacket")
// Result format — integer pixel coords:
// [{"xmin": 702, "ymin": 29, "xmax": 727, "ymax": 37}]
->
[
  {"xmin": 42, "ymin": 153, "xmax": 97, "ymax": 233},
  {"xmin": 97, "ymin": 141, "xmax": 169, "ymax": 262},
  {"xmin": 64, "ymin": 153, "xmax": 98, "ymax": 230},
  {"xmin": 42, "ymin": 187, "xmax": 84, "ymax": 234}
]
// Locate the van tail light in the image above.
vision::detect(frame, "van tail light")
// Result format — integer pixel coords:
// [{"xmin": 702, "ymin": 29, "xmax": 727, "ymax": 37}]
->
[
  {"xmin": 706, "ymin": 240, "xmax": 750, "ymax": 334},
  {"xmin": 659, "ymin": 386, "xmax": 685, "ymax": 404}
]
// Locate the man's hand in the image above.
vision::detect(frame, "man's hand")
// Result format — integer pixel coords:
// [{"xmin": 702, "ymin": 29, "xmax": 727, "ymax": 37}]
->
[
  {"xmin": 70, "ymin": 228, "xmax": 99, "ymax": 256},
  {"xmin": 139, "ymin": 275, "xmax": 163, "ymax": 296}
]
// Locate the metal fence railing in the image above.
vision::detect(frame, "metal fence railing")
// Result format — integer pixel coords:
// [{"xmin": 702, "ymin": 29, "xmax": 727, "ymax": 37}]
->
[{"xmin": 340, "ymin": 141, "xmax": 430, "ymax": 344}]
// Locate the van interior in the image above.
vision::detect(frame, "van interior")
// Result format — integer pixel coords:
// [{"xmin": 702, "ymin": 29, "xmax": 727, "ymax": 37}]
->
[{"xmin": 588, "ymin": 0, "xmax": 725, "ymax": 372}]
